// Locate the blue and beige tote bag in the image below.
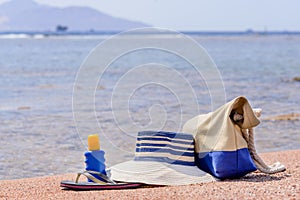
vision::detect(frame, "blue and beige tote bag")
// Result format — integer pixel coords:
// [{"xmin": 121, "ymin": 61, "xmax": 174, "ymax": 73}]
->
[{"xmin": 183, "ymin": 96, "xmax": 260, "ymax": 179}]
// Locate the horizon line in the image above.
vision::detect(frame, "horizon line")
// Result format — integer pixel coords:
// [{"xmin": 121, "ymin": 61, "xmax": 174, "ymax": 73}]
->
[{"xmin": 1, "ymin": 29, "xmax": 300, "ymax": 36}]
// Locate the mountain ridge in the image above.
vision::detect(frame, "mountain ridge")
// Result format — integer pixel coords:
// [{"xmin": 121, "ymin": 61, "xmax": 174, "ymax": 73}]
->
[{"xmin": 0, "ymin": 0, "xmax": 149, "ymax": 32}]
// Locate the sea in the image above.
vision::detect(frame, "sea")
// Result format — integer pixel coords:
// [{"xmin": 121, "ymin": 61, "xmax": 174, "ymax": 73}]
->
[{"xmin": 0, "ymin": 31, "xmax": 299, "ymax": 180}]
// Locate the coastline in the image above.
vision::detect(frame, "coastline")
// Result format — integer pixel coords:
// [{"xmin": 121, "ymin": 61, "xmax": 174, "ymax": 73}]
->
[{"xmin": 0, "ymin": 149, "xmax": 299, "ymax": 200}]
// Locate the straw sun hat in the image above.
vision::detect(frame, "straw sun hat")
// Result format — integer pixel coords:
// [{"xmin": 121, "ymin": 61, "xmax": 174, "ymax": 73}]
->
[{"xmin": 109, "ymin": 131, "xmax": 216, "ymax": 186}]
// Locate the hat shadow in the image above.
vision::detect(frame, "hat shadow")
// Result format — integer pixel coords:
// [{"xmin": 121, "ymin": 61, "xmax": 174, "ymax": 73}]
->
[{"xmin": 227, "ymin": 173, "xmax": 289, "ymax": 183}]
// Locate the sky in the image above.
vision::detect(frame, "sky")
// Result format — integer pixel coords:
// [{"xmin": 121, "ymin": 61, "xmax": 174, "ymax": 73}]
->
[{"xmin": 0, "ymin": 0, "xmax": 300, "ymax": 31}]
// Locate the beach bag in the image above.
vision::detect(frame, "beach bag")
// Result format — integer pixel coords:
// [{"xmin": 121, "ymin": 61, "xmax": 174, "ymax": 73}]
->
[{"xmin": 183, "ymin": 96, "xmax": 285, "ymax": 179}]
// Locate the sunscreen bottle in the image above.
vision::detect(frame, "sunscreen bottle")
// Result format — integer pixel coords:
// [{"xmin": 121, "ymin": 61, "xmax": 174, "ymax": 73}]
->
[{"xmin": 84, "ymin": 134, "xmax": 107, "ymax": 182}]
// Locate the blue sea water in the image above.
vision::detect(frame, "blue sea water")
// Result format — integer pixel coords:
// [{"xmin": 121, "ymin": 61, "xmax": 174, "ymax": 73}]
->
[{"xmin": 0, "ymin": 33, "xmax": 299, "ymax": 179}]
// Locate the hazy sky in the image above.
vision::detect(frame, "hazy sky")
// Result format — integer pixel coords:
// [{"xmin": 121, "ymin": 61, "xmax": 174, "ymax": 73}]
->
[{"xmin": 1, "ymin": 0, "xmax": 300, "ymax": 31}]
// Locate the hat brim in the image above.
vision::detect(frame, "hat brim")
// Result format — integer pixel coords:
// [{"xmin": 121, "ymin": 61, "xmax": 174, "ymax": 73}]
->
[{"xmin": 109, "ymin": 160, "xmax": 216, "ymax": 186}]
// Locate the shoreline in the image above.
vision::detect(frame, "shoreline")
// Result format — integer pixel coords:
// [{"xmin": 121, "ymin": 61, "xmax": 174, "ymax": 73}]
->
[{"xmin": 1, "ymin": 149, "xmax": 299, "ymax": 199}]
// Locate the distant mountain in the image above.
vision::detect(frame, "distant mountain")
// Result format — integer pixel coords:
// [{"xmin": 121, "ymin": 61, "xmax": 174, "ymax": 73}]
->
[{"xmin": 0, "ymin": 0, "xmax": 149, "ymax": 32}]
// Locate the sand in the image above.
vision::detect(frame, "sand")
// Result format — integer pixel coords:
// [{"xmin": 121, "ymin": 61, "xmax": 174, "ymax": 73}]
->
[{"xmin": 0, "ymin": 150, "xmax": 299, "ymax": 200}]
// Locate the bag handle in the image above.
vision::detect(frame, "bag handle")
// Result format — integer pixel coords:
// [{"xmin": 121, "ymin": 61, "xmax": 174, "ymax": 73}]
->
[{"xmin": 233, "ymin": 110, "xmax": 286, "ymax": 174}]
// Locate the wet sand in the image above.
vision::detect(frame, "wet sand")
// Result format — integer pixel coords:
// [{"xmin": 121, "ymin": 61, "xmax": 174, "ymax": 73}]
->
[{"xmin": 0, "ymin": 149, "xmax": 299, "ymax": 200}]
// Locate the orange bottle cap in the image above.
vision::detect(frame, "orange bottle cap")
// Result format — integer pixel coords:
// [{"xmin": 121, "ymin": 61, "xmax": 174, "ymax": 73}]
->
[{"xmin": 88, "ymin": 134, "xmax": 100, "ymax": 151}]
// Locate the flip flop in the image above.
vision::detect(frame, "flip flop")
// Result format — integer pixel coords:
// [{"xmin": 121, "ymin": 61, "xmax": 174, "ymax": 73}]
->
[{"xmin": 60, "ymin": 170, "xmax": 142, "ymax": 190}]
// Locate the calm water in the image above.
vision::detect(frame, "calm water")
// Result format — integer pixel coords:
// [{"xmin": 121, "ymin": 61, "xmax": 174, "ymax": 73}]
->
[{"xmin": 0, "ymin": 34, "xmax": 299, "ymax": 180}]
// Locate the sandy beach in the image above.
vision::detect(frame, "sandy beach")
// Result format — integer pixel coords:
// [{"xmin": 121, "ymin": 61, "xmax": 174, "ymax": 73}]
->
[
  {"xmin": 0, "ymin": 1, "xmax": 299, "ymax": 200},
  {"xmin": 0, "ymin": 149, "xmax": 299, "ymax": 200}
]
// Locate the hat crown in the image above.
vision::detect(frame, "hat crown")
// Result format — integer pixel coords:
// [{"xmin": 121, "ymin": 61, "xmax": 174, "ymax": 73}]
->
[{"xmin": 134, "ymin": 131, "xmax": 196, "ymax": 166}]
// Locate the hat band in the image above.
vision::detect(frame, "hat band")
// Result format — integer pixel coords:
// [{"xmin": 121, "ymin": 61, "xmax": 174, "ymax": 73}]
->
[
  {"xmin": 134, "ymin": 131, "xmax": 195, "ymax": 166},
  {"xmin": 133, "ymin": 131, "xmax": 197, "ymax": 166},
  {"xmin": 136, "ymin": 142, "xmax": 194, "ymax": 152}
]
